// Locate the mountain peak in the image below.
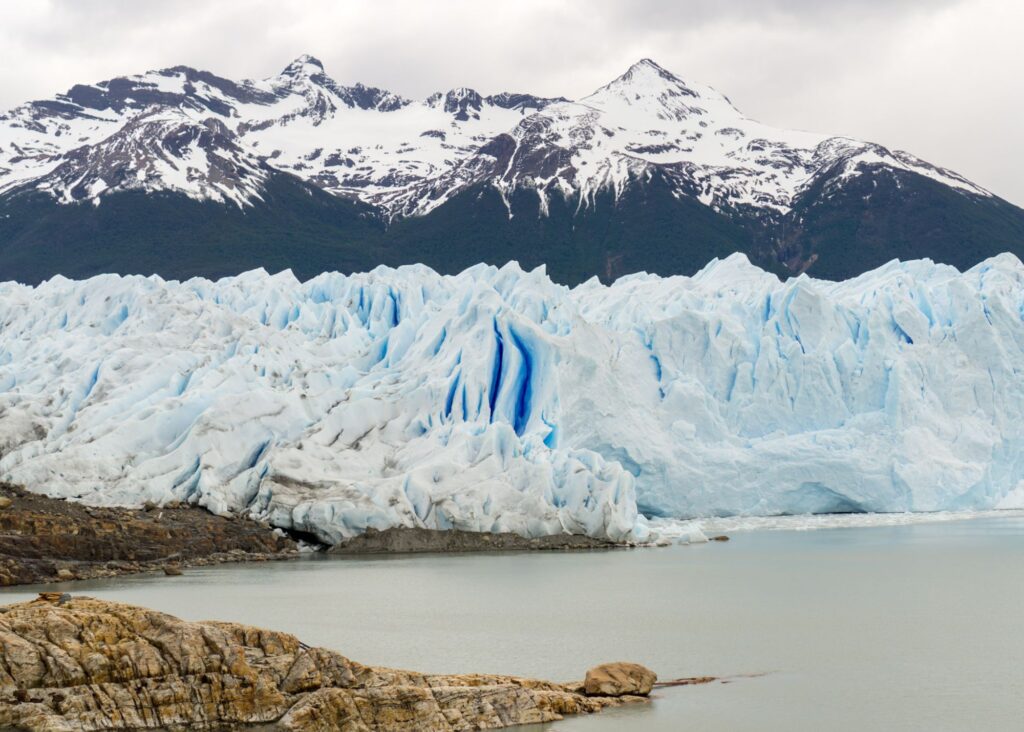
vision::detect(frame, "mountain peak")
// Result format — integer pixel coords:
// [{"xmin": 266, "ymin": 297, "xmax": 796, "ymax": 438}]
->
[
  {"xmin": 626, "ymin": 58, "xmax": 674, "ymax": 77},
  {"xmin": 580, "ymin": 57, "xmax": 748, "ymax": 122},
  {"xmin": 596, "ymin": 57, "xmax": 686, "ymax": 94},
  {"xmin": 281, "ymin": 54, "xmax": 326, "ymax": 77},
  {"xmin": 582, "ymin": 57, "xmax": 706, "ymax": 115}
]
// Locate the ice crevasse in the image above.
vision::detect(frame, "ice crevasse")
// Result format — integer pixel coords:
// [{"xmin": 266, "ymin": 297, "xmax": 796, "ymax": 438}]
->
[{"xmin": 1, "ymin": 253, "xmax": 1023, "ymax": 544}]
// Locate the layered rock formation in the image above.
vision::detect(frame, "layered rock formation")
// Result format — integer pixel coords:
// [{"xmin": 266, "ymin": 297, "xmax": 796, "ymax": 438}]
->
[{"xmin": 0, "ymin": 595, "xmax": 667, "ymax": 730}]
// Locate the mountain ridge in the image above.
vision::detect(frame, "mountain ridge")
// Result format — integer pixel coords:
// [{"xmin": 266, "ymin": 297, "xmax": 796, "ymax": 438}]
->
[{"xmin": 0, "ymin": 55, "xmax": 1021, "ymax": 285}]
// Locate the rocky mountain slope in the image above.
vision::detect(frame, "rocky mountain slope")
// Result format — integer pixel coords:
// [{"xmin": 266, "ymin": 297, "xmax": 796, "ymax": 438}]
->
[{"xmin": 1, "ymin": 56, "xmax": 1021, "ymax": 284}]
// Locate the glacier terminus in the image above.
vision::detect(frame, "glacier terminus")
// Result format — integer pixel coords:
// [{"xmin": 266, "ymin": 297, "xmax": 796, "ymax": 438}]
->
[{"xmin": 1, "ymin": 253, "xmax": 1023, "ymax": 544}]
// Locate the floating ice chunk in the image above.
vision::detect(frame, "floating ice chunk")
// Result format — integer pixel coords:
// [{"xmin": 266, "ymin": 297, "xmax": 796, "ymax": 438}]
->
[{"xmin": 676, "ymin": 526, "xmax": 709, "ymax": 545}]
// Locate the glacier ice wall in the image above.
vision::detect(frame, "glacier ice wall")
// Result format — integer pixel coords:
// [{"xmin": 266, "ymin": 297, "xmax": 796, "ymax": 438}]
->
[{"xmin": 1, "ymin": 253, "xmax": 1023, "ymax": 542}]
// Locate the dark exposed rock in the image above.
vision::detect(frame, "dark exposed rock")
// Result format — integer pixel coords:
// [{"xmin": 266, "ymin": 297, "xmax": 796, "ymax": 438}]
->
[
  {"xmin": 0, "ymin": 482, "xmax": 297, "ymax": 586},
  {"xmin": 485, "ymin": 92, "xmax": 569, "ymax": 112},
  {"xmin": 329, "ymin": 526, "xmax": 617, "ymax": 555}
]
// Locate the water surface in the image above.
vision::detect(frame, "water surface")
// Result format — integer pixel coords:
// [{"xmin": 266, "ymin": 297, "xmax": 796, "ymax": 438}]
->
[{"xmin": 4, "ymin": 516, "xmax": 1023, "ymax": 730}]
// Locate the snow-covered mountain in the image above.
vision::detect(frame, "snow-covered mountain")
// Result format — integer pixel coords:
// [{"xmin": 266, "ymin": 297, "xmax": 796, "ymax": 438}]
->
[
  {"xmin": 2, "ymin": 255, "xmax": 1023, "ymax": 543},
  {"xmin": 33, "ymin": 110, "xmax": 272, "ymax": 207},
  {"xmin": 0, "ymin": 54, "xmax": 566, "ymax": 212},
  {"xmin": 1, "ymin": 55, "xmax": 1022, "ymax": 285},
  {"xmin": 0, "ymin": 55, "xmax": 984, "ymax": 214},
  {"xmin": 402, "ymin": 58, "xmax": 991, "ymax": 220}
]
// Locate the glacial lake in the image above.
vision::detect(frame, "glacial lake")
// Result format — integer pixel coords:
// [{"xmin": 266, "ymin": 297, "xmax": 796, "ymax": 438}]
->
[{"xmin": 4, "ymin": 515, "xmax": 1024, "ymax": 731}]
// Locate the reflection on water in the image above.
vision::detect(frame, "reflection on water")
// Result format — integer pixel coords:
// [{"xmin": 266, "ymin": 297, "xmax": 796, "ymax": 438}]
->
[{"xmin": 4, "ymin": 515, "xmax": 1024, "ymax": 731}]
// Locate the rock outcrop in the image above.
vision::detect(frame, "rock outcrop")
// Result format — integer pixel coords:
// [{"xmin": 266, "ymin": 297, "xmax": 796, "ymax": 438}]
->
[
  {"xmin": 584, "ymin": 662, "xmax": 658, "ymax": 696},
  {"xmin": 0, "ymin": 483, "xmax": 298, "ymax": 587},
  {"xmin": 0, "ymin": 596, "xmax": 668, "ymax": 731}
]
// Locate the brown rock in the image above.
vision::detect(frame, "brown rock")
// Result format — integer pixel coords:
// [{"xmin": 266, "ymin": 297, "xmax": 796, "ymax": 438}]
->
[
  {"xmin": 0, "ymin": 597, "xmax": 648, "ymax": 731},
  {"xmin": 55, "ymin": 568, "xmax": 75, "ymax": 581},
  {"xmin": 162, "ymin": 564, "xmax": 183, "ymax": 576},
  {"xmin": 0, "ymin": 481, "xmax": 297, "ymax": 586},
  {"xmin": 710, "ymin": 535, "xmax": 730, "ymax": 542},
  {"xmin": 0, "ymin": 497, "xmax": 12, "ymax": 510},
  {"xmin": 584, "ymin": 662, "xmax": 657, "ymax": 696}
]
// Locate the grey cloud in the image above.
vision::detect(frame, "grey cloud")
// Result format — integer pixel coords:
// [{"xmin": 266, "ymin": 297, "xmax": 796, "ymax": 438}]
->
[{"xmin": 589, "ymin": 0, "xmax": 964, "ymax": 25}]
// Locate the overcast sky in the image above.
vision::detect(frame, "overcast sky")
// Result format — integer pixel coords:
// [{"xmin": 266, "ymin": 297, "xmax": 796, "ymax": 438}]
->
[{"xmin": 2, "ymin": 0, "xmax": 1021, "ymax": 205}]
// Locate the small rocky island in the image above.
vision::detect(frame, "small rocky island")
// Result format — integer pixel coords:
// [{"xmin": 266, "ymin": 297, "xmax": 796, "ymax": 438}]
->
[{"xmin": 0, "ymin": 595, "xmax": 669, "ymax": 731}]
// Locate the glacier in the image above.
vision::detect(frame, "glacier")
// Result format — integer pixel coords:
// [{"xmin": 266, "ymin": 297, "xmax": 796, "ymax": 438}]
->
[{"xmin": 1, "ymin": 253, "xmax": 1023, "ymax": 544}]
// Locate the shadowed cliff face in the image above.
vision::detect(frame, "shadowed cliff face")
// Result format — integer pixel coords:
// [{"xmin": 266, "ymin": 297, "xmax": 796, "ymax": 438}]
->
[
  {"xmin": 0, "ymin": 596, "xmax": 663, "ymax": 731},
  {"xmin": 0, "ymin": 483, "xmax": 297, "ymax": 586}
]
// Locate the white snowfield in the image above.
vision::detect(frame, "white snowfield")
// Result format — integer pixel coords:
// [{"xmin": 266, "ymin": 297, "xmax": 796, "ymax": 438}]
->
[{"xmin": 1, "ymin": 253, "xmax": 1023, "ymax": 543}]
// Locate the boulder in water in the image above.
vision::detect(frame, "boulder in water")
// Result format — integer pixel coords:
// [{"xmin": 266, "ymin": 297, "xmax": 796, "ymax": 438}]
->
[{"xmin": 584, "ymin": 662, "xmax": 658, "ymax": 696}]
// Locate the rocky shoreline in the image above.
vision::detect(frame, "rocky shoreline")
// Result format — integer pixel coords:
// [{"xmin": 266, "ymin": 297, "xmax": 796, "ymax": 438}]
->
[
  {"xmin": 0, "ymin": 595, "xmax": 682, "ymax": 731},
  {"xmin": 0, "ymin": 483, "xmax": 299, "ymax": 587},
  {"xmin": 330, "ymin": 526, "xmax": 618, "ymax": 555},
  {"xmin": 0, "ymin": 484, "xmax": 636, "ymax": 587}
]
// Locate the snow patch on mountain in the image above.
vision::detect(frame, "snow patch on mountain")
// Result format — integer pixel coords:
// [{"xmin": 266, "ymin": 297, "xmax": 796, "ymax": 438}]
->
[
  {"xmin": 31, "ymin": 109, "xmax": 271, "ymax": 207},
  {"xmin": 1, "ymin": 254, "xmax": 1022, "ymax": 542}
]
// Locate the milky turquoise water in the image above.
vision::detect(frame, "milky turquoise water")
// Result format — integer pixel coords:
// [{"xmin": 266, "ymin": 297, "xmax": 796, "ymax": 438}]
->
[{"xmin": 4, "ymin": 516, "xmax": 1023, "ymax": 730}]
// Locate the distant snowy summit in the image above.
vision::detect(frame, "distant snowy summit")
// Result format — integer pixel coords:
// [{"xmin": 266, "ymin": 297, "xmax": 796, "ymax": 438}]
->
[
  {"xmin": 1, "ymin": 56, "xmax": 1023, "ymax": 285},
  {"xmin": 1, "ymin": 254, "xmax": 1023, "ymax": 544}
]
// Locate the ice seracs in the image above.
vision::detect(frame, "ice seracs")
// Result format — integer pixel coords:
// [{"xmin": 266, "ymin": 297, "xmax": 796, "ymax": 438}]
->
[{"xmin": 1, "ymin": 254, "xmax": 1022, "ymax": 543}]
